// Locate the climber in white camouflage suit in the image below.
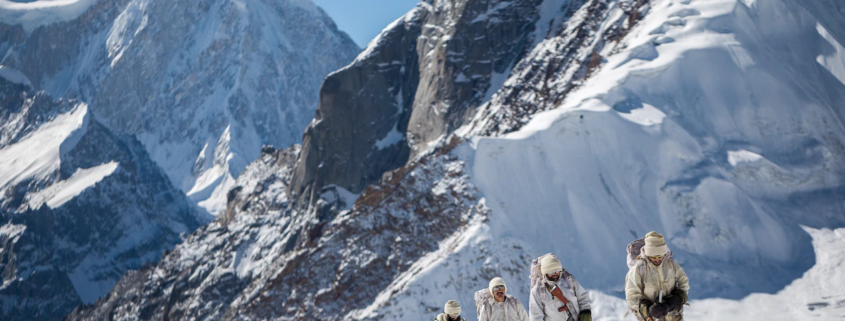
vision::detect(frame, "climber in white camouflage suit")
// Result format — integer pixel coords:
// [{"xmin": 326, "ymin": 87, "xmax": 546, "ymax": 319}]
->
[
  {"xmin": 476, "ymin": 277, "xmax": 529, "ymax": 321},
  {"xmin": 529, "ymin": 255, "xmax": 592, "ymax": 321},
  {"xmin": 433, "ymin": 300, "xmax": 467, "ymax": 321},
  {"xmin": 625, "ymin": 231, "xmax": 690, "ymax": 321}
]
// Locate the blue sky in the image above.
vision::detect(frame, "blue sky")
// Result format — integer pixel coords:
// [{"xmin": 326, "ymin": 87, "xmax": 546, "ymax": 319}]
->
[{"xmin": 311, "ymin": 0, "xmax": 421, "ymax": 48}]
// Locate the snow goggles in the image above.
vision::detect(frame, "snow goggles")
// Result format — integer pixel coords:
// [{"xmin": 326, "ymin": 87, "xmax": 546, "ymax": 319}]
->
[{"xmin": 492, "ymin": 285, "xmax": 505, "ymax": 291}]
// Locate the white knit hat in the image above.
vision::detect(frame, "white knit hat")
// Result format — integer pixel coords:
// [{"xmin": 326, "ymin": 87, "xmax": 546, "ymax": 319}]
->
[
  {"xmin": 540, "ymin": 255, "xmax": 563, "ymax": 275},
  {"xmin": 643, "ymin": 231, "xmax": 669, "ymax": 257},
  {"xmin": 488, "ymin": 277, "xmax": 507, "ymax": 296},
  {"xmin": 444, "ymin": 300, "xmax": 461, "ymax": 315}
]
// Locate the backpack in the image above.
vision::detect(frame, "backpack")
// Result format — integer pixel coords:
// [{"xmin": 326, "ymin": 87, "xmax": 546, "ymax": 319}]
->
[
  {"xmin": 626, "ymin": 238, "xmax": 647, "ymax": 277},
  {"xmin": 529, "ymin": 253, "xmax": 550, "ymax": 289},
  {"xmin": 474, "ymin": 288, "xmax": 493, "ymax": 320}
]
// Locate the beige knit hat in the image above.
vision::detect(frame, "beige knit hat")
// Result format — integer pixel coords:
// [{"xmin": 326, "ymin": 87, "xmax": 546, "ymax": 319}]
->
[
  {"xmin": 643, "ymin": 231, "xmax": 669, "ymax": 257},
  {"xmin": 540, "ymin": 255, "xmax": 563, "ymax": 275},
  {"xmin": 444, "ymin": 300, "xmax": 461, "ymax": 315},
  {"xmin": 488, "ymin": 277, "xmax": 507, "ymax": 296}
]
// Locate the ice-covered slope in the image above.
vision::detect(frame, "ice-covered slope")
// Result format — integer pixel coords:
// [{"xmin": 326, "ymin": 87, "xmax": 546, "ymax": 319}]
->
[
  {"xmin": 685, "ymin": 226, "xmax": 845, "ymax": 320},
  {"xmin": 470, "ymin": 0, "xmax": 845, "ymax": 296},
  {"xmin": 0, "ymin": 76, "xmax": 204, "ymax": 321},
  {"xmin": 0, "ymin": 0, "xmax": 359, "ymax": 215}
]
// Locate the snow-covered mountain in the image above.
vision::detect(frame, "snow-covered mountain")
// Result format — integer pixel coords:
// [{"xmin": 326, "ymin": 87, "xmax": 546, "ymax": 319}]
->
[
  {"xmin": 68, "ymin": 0, "xmax": 845, "ymax": 320},
  {"xmin": 0, "ymin": 73, "xmax": 204, "ymax": 321},
  {"xmin": 0, "ymin": 0, "xmax": 360, "ymax": 215}
]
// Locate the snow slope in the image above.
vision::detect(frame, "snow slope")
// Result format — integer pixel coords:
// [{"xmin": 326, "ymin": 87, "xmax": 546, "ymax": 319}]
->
[
  {"xmin": 534, "ymin": 226, "xmax": 845, "ymax": 321},
  {"xmin": 685, "ymin": 226, "xmax": 845, "ymax": 320},
  {"xmin": 472, "ymin": 0, "xmax": 845, "ymax": 297}
]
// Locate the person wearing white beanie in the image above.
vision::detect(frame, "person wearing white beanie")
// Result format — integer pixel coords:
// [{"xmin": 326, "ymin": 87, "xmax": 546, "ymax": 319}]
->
[
  {"xmin": 529, "ymin": 254, "xmax": 592, "ymax": 321},
  {"xmin": 625, "ymin": 231, "xmax": 690, "ymax": 321},
  {"xmin": 434, "ymin": 300, "xmax": 466, "ymax": 321},
  {"xmin": 475, "ymin": 277, "xmax": 529, "ymax": 321}
]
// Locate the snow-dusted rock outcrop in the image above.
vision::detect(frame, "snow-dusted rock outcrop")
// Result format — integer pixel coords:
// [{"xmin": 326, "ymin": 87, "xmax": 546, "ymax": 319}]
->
[
  {"xmin": 0, "ymin": 0, "xmax": 360, "ymax": 215},
  {"xmin": 0, "ymin": 76, "xmax": 203, "ymax": 321},
  {"xmin": 291, "ymin": 0, "xmax": 647, "ymax": 205},
  {"xmin": 68, "ymin": 138, "xmax": 484, "ymax": 320},
  {"xmin": 291, "ymin": 0, "xmax": 547, "ymax": 203}
]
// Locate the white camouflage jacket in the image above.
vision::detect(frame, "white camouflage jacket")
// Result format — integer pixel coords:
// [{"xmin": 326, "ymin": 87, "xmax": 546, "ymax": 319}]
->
[
  {"xmin": 624, "ymin": 254, "xmax": 690, "ymax": 319},
  {"xmin": 478, "ymin": 295, "xmax": 529, "ymax": 321},
  {"xmin": 529, "ymin": 273, "xmax": 591, "ymax": 321}
]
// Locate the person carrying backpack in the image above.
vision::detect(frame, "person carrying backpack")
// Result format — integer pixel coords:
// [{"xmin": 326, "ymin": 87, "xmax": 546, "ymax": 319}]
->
[
  {"xmin": 474, "ymin": 277, "xmax": 529, "ymax": 321},
  {"xmin": 528, "ymin": 254, "xmax": 592, "ymax": 321},
  {"xmin": 433, "ymin": 300, "xmax": 467, "ymax": 321},
  {"xmin": 625, "ymin": 231, "xmax": 690, "ymax": 321}
]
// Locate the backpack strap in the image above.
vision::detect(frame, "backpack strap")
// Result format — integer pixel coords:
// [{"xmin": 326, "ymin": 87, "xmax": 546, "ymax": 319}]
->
[{"xmin": 544, "ymin": 283, "xmax": 571, "ymax": 312}]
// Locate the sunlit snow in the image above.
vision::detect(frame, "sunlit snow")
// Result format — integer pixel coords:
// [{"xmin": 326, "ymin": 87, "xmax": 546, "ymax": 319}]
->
[
  {"xmin": 0, "ymin": 103, "xmax": 89, "ymax": 193},
  {"xmin": 0, "ymin": 0, "xmax": 98, "ymax": 33}
]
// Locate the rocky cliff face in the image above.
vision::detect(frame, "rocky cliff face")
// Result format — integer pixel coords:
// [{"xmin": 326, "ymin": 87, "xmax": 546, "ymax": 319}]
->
[
  {"xmin": 0, "ymin": 0, "xmax": 360, "ymax": 215},
  {"xmin": 290, "ymin": 0, "xmax": 646, "ymax": 204},
  {"xmin": 0, "ymin": 76, "xmax": 203, "ymax": 321},
  {"xmin": 290, "ymin": 0, "xmax": 542, "ymax": 203}
]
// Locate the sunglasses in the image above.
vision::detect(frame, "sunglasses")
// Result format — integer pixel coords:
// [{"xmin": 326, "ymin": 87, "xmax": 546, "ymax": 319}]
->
[
  {"xmin": 648, "ymin": 254, "xmax": 665, "ymax": 260},
  {"xmin": 492, "ymin": 285, "xmax": 505, "ymax": 291}
]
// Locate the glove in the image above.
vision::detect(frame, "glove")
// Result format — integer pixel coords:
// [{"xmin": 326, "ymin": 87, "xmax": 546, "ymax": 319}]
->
[
  {"xmin": 578, "ymin": 309, "xmax": 592, "ymax": 321},
  {"xmin": 639, "ymin": 299, "xmax": 653, "ymax": 320},
  {"xmin": 671, "ymin": 288, "xmax": 688, "ymax": 304},
  {"xmin": 664, "ymin": 289, "xmax": 687, "ymax": 312},
  {"xmin": 649, "ymin": 302, "xmax": 670, "ymax": 319}
]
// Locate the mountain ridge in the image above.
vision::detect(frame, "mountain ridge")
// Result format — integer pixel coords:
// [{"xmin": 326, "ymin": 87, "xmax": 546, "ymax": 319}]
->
[{"xmin": 0, "ymin": 75, "xmax": 205, "ymax": 321}]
